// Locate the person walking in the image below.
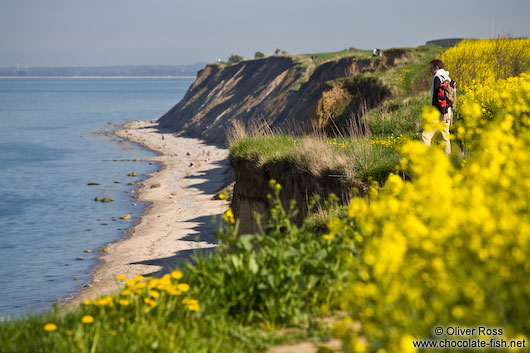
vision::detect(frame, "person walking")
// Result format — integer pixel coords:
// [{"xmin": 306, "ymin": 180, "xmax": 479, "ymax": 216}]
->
[{"xmin": 422, "ymin": 59, "xmax": 453, "ymax": 156}]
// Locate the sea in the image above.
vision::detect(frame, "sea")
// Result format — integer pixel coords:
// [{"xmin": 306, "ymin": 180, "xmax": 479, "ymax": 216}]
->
[{"xmin": 0, "ymin": 77, "xmax": 194, "ymax": 318}]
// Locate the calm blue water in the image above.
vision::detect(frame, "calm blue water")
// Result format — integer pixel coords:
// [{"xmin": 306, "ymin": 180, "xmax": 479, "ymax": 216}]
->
[{"xmin": 0, "ymin": 77, "xmax": 194, "ymax": 317}]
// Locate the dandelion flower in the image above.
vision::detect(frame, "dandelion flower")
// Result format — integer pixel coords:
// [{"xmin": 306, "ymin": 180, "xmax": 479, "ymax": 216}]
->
[
  {"xmin": 96, "ymin": 296, "xmax": 113, "ymax": 307},
  {"xmin": 82, "ymin": 315, "xmax": 94, "ymax": 324},
  {"xmin": 177, "ymin": 283, "xmax": 190, "ymax": 292},
  {"xmin": 119, "ymin": 299, "xmax": 130, "ymax": 306},
  {"xmin": 44, "ymin": 323, "xmax": 57, "ymax": 332},
  {"xmin": 116, "ymin": 274, "xmax": 126, "ymax": 281},
  {"xmin": 187, "ymin": 302, "xmax": 200, "ymax": 312},
  {"xmin": 171, "ymin": 270, "xmax": 183, "ymax": 280},
  {"xmin": 223, "ymin": 208, "xmax": 235, "ymax": 224}
]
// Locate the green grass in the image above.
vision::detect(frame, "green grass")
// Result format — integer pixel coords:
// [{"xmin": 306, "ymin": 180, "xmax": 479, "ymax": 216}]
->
[
  {"xmin": 301, "ymin": 48, "xmax": 373, "ymax": 63},
  {"xmin": 366, "ymin": 92, "xmax": 430, "ymax": 137},
  {"xmin": 375, "ymin": 45, "xmax": 443, "ymax": 97},
  {"xmin": 230, "ymin": 134, "xmax": 401, "ymax": 184}
]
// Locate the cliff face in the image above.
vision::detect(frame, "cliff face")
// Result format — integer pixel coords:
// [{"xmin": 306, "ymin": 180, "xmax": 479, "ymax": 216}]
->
[
  {"xmin": 230, "ymin": 159, "xmax": 367, "ymax": 234},
  {"xmin": 158, "ymin": 50, "xmax": 409, "ymax": 145},
  {"xmin": 158, "ymin": 57, "xmax": 301, "ymax": 144}
]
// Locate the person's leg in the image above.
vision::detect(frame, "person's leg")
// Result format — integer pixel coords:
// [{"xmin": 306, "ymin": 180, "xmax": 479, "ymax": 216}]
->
[
  {"xmin": 422, "ymin": 128, "xmax": 436, "ymax": 146},
  {"xmin": 441, "ymin": 122, "xmax": 451, "ymax": 155},
  {"xmin": 441, "ymin": 110, "xmax": 452, "ymax": 156}
]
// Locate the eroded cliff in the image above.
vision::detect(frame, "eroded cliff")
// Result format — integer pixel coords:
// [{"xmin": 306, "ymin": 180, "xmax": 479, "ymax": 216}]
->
[{"xmin": 158, "ymin": 50, "xmax": 409, "ymax": 145}]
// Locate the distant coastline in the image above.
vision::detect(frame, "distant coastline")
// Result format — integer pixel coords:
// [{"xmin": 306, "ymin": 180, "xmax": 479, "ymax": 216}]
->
[
  {"xmin": 0, "ymin": 63, "xmax": 206, "ymax": 78},
  {"xmin": 0, "ymin": 76, "xmax": 196, "ymax": 79}
]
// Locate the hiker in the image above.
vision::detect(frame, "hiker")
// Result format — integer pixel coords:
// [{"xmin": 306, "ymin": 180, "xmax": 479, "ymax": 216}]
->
[{"xmin": 422, "ymin": 59, "xmax": 453, "ymax": 156}]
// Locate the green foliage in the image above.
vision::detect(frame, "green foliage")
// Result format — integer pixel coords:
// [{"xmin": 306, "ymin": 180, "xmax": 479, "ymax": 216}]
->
[
  {"xmin": 353, "ymin": 143, "xmax": 402, "ymax": 183},
  {"xmin": 187, "ymin": 183, "xmax": 354, "ymax": 326},
  {"xmin": 229, "ymin": 134, "xmax": 296, "ymax": 164},
  {"xmin": 367, "ymin": 93, "xmax": 430, "ymax": 136},
  {"xmin": 303, "ymin": 48, "xmax": 373, "ymax": 63},
  {"xmin": 322, "ymin": 75, "xmax": 392, "ymax": 130},
  {"xmin": 228, "ymin": 54, "xmax": 244, "ymax": 64},
  {"xmin": 254, "ymin": 51, "xmax": 265, "ymax": 59}
]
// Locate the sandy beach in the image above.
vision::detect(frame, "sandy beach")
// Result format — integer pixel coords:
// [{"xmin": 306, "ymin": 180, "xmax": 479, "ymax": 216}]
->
[{"xmin": 68, "ymin": 120, "xmax": 231, "ymax": 306}]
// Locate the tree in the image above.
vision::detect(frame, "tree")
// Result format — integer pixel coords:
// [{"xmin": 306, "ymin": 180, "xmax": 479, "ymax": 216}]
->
[
  {"xmin": 254, "ymin": 51, "xmax": 265, "ymax": 59},
  {"xmin": 228, "ymin": 54, "xmax": 244, "ymax": 64}
]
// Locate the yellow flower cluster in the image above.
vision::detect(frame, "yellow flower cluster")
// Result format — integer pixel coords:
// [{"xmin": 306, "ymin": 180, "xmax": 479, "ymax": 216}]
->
[
  {"xmin": 456, "ymin": 73, "xmax": 530, "ymax": 146},
  {"xmin": 223, "ymin": 208, "xmax": 235, "ymax": 224},
  {"xmin": 334, "ymin": 72, "xmax": 530, "ymax": 351},
  {"xmin": 328, "ymin": 138, "xmax": 349, "ymax": 149},
  {"xmin": 441, "ymin": 38, "xmax": 530, "ymax": 88},
  {"xmin": 43, "ymin": 270, "xmax": 199, "ymax": 334},
  {"xmin": 369, "ymin": 135, "xmax": 403, "ymax": 149}
]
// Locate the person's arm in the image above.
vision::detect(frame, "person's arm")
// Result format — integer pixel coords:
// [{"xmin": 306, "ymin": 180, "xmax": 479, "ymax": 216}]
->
[{"xmin": 432, "ymin": 76, "xmax": 441, "ymax": 106}]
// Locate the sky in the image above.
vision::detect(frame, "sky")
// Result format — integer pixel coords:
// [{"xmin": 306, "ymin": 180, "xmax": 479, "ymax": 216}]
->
[{"xmin": 1, "ymin": 0, "xmax": 529, "ymax": 67}]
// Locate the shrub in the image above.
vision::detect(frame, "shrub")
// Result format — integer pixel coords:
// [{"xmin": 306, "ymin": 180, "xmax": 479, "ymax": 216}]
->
[
  {"xmin": 441, "ymin": 38, "xmax": 530, "ymax": 87},
  {"xmin": 254, "ymin": 51, "xmax": 265, "ymax": 59},
  {"xmin": 186, "ymin": 182, "xmax": 355, "ymax": 326},
  {"xmin": 228, "ymin": 54, "xmax": 244, "ymax": 64}
]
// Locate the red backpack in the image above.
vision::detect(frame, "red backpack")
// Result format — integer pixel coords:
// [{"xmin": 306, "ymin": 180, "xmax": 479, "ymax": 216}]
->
[{"xmin": 438, "ymin": 79, "xmax": 457, "ymax": 110}]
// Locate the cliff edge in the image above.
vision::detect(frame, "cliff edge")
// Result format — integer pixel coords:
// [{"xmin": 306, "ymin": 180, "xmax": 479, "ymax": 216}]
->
[{"xmin": 158, "ymin": 50, "xmax": 409, "ymax": 145}]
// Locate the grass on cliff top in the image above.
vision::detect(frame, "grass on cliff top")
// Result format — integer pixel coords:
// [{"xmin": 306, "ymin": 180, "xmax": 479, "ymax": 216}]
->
[
  {"xmin": 229, "ymin": 134, "xmax": 401, "ymax": 184},
  {"xmin": 377, "ymin": 45, "xmax": 443, "ymax": 97},
  {"xmin": 301, "ymin": 48, "xmax": 373, "ymax": 63}
]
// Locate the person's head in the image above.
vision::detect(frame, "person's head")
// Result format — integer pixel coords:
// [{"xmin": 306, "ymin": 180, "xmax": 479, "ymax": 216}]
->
[{"xmin": 430, "ymin": 59, "xmax": 444, "ymax": 74}]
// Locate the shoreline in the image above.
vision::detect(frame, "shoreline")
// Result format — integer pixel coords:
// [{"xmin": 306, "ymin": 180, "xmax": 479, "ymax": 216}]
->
[
  {"xmin": 66, "ymin": 120, "xmax": 231, "ymax": 307},
  {"xmin": 0, "ymin": 76, "xmax": 196, "ymax": 79}
]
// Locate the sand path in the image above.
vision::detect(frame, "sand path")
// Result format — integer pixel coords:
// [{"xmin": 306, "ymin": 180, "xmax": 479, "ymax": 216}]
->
[{"xmin": 68, "ymin": 120, "xmax": 230, "ymax": 306}]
